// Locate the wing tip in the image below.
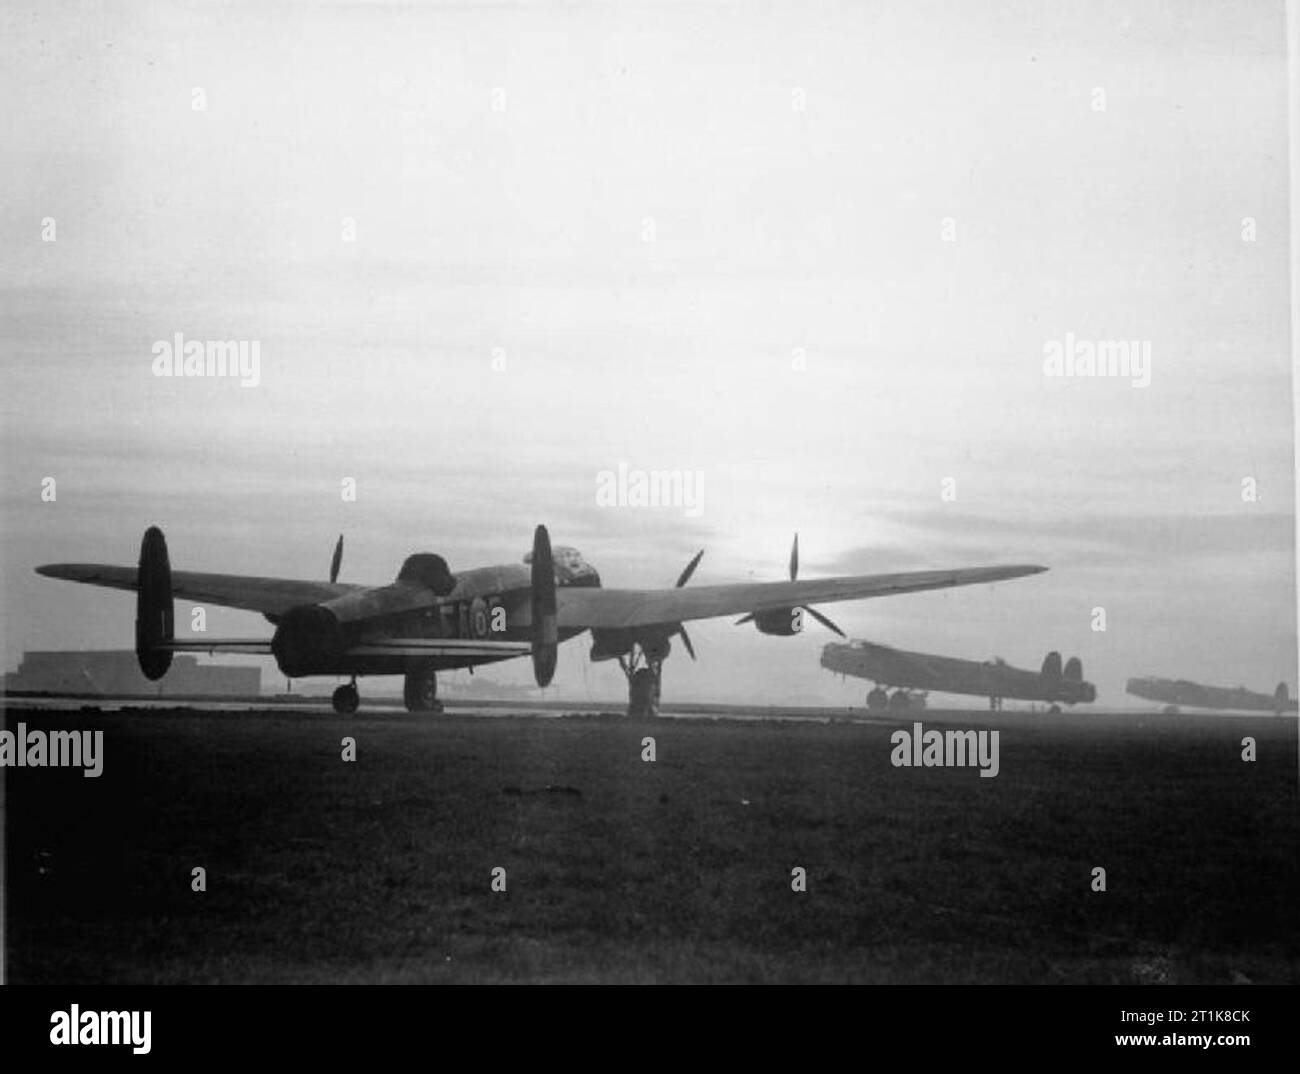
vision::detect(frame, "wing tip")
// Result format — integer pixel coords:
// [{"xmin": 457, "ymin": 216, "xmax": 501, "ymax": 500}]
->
[{"xmin": 35, "ymin": 563, "xmax": 132, "ymax": 584}]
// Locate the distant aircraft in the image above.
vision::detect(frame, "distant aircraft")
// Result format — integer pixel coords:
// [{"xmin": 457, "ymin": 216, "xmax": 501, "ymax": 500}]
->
[
  {"xmin": 36, "ymin": 526, "xmax": 1045, "ymax": 716},
  {"xmin": 1126, "ymin": 676, "xmax": 1297, "ymax": 715},
  {"xmin": 821, "ymin": 640, "xmax": 1095, "ymax": 712}
]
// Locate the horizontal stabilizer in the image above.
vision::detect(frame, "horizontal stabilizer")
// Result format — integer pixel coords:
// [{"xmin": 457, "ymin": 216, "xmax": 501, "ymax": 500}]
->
[
  {"xmin": 165, "ymin": 637, "xmax": 533, "ymax": 660},
  {"xmin": 162, "ymin": 638, "xmax": 274, "ymax": 655},
  {"xmin": 346, "ymin": 638, "xmax": 532, "ymax": 658}
]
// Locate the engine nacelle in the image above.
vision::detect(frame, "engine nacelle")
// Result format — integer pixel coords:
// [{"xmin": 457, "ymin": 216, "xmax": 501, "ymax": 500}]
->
[
  {"xmin": 749, "ymin": 607, "xmax": 802, "ymax": 636},
  {"xmin": 642, "ymin": 636, "xmax": 671, "ymax": 662},
  {"xmin": 589, "ymin": 628, "xmax": 632, "ymax": 662},
  {"xmin": 589, "ymin": 628, "xmax": 671, "ymax": 663}
]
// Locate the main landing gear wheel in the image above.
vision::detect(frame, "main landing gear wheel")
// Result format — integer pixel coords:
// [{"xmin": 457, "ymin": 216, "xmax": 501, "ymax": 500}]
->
[
  {"xmin": 619, "ymin": 641, "xmax": 666, "ymax": 718},
  {"xmin": 404, "ymin": 668, "xmax": 443, "ymax": 714},
  {"xmin": 867, "ymin": 687, "xmax": 889, "ymax": 712},
  {"xmin": 332, "ymin": 681, "xmax": 359, "ymax": 715},
  {"xmin": 1048, "ymin": 703, "xmax": 1061, "ymax": 714},
  {"xmin": 629, "ymin": 668, "xmax": 661, "ymax": 718}
]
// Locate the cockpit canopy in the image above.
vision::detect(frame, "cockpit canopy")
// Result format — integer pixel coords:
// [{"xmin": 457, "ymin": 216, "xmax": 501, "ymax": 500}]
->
[{"xmin": 523, "ymin": 544, "xmax": 600, "ymax": 587}]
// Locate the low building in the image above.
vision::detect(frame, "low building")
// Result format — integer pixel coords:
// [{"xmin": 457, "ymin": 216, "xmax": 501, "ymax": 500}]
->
[{"xmin": 4, "ymin": 650, "xmax": 261, "ymax": 698}]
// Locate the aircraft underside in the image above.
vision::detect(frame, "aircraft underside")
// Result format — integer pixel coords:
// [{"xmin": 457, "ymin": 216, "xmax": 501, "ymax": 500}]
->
[{"xmin": 312, "ymin": 635, "xmax": 583, "ymax": 715}]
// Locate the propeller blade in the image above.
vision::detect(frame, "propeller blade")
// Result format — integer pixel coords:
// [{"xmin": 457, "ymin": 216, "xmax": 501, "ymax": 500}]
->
[
  {"xmin": 675, "ymin": 549, "xmax": 704, "ymax": 588},
  {"xmin": 329, "ymin": 535, "xmax": 344, "ymax": 584},
  {"xmin": 735, "ymin": 613, "xmax": 754, "ymax": 626},
  {"xmin": 677, "ymin": 625, "xmax": 697, "ymax": 660},
  {"xmin": 789, "ymin": 533, "xmax": 799, "ymax": 581},
  {"xmin": 803, "ymin": 605, "xmax": 846, "ymax": 638}
]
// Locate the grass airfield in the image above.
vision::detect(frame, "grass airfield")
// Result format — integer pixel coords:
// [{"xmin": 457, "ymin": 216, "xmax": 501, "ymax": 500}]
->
[{"xmin": 5, "ymin": 703, "xmax": 1297, "ymax": 983}]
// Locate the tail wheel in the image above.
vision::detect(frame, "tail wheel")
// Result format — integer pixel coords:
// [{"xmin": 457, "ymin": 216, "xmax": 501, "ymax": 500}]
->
[{"xmin": 332, "ymin": 683, "xmax": 359, "ymax": 715}]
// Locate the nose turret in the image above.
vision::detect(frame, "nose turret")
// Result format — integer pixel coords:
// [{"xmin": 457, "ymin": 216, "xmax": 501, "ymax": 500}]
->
[{"xmin": 524, "ymin": 545, "xmax": 601, "ymax": 587}]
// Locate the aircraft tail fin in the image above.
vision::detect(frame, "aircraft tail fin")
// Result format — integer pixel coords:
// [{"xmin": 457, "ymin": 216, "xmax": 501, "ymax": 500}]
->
[
  {"xmin": 1064, "ymin": 656, "xmax": 1083, "ymax": 681},
  {"xmin": 530, "ymin": 525, "xmax": 557, "ymax": 687},
  {"xmin": 1041, "ymin": 651, "xmax": 1062, "ymax": 679},
  {"xmin": 135, "ymin": 526, "xmax": 174, "ymax": 680}
]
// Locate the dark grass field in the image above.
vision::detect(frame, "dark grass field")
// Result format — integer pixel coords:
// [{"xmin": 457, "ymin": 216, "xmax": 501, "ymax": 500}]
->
[{"xmin": 5, "ymin": 705, "xmax": 1297, "ymax": 983}]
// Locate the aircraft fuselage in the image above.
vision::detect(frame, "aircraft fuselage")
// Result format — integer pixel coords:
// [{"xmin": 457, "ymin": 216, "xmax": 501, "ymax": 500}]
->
[
  {"xmin": 822, "ymin": 641, "xmax": 1096, "ymax": 706},
  {"xmin": 272, "ymin": 561, "xmax": 594, "ymax": 678}
]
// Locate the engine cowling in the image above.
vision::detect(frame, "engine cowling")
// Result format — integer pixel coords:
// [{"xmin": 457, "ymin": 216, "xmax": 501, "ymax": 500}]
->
[
  {"xmin": 749, "ymin": 607, "xmax": 803, "ymax": 636},
  {"xmin": 588, "ymin": 627, "xmax": 675, "ymax": 663}
]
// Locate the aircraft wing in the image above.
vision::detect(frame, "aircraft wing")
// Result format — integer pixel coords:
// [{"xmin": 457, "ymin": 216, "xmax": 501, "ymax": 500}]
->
[
  {"xmin": 557, "ymin": 564, "xmax": 1046, "ymax": 630},
  {"xmin": 34, "ymin": 564, "xmax": 361, "ymax": 616}
]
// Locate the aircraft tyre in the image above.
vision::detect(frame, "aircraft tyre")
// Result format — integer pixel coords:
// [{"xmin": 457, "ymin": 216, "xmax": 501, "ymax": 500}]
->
[
  {"xmin": 629, "ymin": 667, "xmax": 660, "ymax": 718},
  {"xmin": 404, "ymin": 669, "xmax": 443, "ymax": 714}
]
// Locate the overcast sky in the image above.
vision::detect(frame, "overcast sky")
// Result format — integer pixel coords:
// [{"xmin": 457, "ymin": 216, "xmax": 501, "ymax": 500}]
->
[{"xmin": 1, "ymin": 0, "xmax": 1293, "ymax": 707}]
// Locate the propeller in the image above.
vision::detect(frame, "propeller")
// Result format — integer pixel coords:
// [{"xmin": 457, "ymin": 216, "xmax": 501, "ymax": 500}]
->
[
  {"xmin": 675, "ymin": 548, "xmax": 704, "ymax": 588},
  {"xmin": 329, "ymin": 534, "xmax": 344, "ymax": 584},
  {"xmin": 735, "ymin": 533, "xmax": 846, "ymax": 637},
  {"xmin": 801, "ymin": 605, "xmax": 847, "ymax": 638},
  {"xmin": 673, "ymin": 549, "xmax": 704, "ymax": 659}
]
